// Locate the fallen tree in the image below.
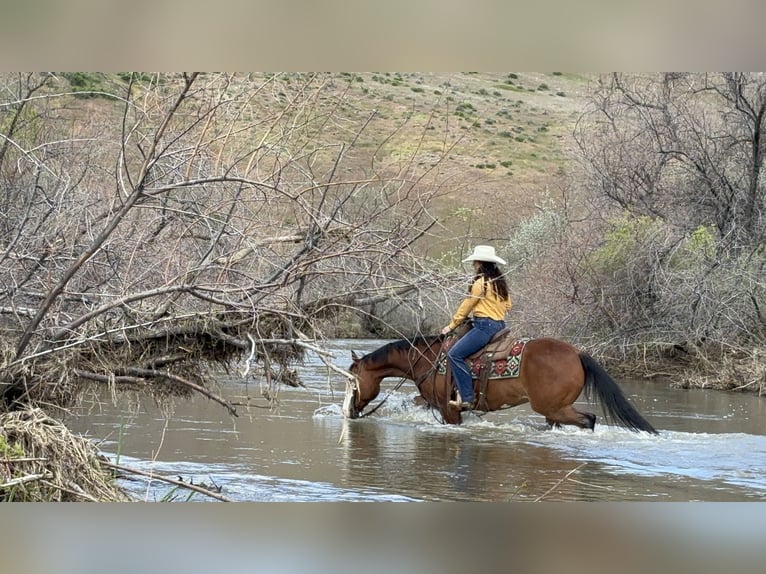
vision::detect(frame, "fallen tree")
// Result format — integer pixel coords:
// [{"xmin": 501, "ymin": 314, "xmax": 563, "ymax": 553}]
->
[{"xmin": 0, "ymin": 72, "xmax": 460, "ymax": 417}]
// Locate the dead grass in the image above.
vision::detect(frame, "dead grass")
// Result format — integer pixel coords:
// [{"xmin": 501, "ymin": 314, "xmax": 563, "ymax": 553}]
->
[
  {"xmin": 672, "ymin": 346, "xmax": 766, "ymax": 394},
  {"xmin": 598, "ymin": 342, "xmax": 766, "ymax": 395},
  {"xmin": 0, "ymin": 407, "xmax": 127, "ymax": 501}
]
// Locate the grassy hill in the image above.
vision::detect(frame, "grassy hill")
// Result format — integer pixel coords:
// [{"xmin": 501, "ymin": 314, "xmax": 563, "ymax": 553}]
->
[{"xmin": 314, "ymin": 72, "xmax": 593, "ymax": 255}]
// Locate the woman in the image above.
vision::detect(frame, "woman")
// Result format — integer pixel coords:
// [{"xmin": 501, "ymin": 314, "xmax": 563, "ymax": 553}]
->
[{"xmin": 441, "ymin": 245, "xmax": 512, "ymax": 410}]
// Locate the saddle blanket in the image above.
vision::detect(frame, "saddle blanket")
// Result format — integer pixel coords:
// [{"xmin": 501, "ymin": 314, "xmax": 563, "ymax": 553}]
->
[{"xmin": 439, "ymin": 337, "xmax": 531, "ymax": 379}]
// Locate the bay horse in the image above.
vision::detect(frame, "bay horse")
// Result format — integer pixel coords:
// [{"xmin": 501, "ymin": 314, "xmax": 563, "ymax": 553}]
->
[{"xmin": 343, "ymin": 334, "xmax": 657, "ymax": 433}]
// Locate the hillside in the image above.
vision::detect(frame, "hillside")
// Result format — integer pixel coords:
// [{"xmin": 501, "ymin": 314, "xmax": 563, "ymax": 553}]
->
[{"xmin": 315, "ymin": 72, "xmax": 593, "ymax": 253}]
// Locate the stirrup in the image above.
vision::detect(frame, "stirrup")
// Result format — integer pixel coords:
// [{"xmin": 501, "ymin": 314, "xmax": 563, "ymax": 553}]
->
[{"xmin": 448, "ymin": 398, "xmax": 475, "ymax": 411}]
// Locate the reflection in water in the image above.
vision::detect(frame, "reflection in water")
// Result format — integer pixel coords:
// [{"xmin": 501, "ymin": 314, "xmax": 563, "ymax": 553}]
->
[{"xmin": 66, "ymin": 339, "xmax": 766, "ymax": 501}]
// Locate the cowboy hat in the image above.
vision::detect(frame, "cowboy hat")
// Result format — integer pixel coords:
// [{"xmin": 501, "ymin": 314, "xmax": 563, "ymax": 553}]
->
[{"xmin": 462, "ymin": 245, "xmax": 506, "ymax": 265}]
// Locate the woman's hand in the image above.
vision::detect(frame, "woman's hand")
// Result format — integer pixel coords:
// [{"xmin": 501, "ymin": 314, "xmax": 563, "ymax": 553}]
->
[{"xmin": 441, "ymin": 325, "xmax": 452, "ymax": 335}]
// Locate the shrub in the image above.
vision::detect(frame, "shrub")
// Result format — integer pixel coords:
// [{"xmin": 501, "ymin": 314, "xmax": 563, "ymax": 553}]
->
[
  {"xmin": 667, "ymin": 225, "xmax": 716, "ymax": 270},
  {"xmin": 588, "ymin": 213, "xmax": 664, "ymax": 275},
  {"xmin": 61, "ymin": 72, "xmax": 113, "ymax": 99},
  {"xmin": 505, "ymin": 200, "xmax": 565, "ymax": 270}
]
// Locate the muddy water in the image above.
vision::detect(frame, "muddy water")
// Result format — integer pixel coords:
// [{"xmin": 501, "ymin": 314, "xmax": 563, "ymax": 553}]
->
[{"xmin": 67, "ymin": 339, "xmax": 766, "ymax": 501}]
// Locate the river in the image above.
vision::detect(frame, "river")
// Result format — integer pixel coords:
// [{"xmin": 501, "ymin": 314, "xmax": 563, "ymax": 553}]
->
[{"xmin": 67, "ymin": 339, "xmax": 766, "ymax": 501}]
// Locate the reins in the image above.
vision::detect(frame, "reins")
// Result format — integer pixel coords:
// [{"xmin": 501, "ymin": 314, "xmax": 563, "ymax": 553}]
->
[
  {"xmin": 355, "ymin": 376, "xmax": 408, "ymax": 418},
  {"xmin": 355, "ymin": 363, "xmax": 440, "ymax": 419},
  {"xmin": 355, "ymin": 340, "xmax": 445, "ymax": 419}
]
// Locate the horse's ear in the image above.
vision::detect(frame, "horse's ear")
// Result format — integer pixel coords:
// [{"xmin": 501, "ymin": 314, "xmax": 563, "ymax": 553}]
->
[{"xmin": 351, "ymin": 350, "xmax": 360, "ymax": 363}]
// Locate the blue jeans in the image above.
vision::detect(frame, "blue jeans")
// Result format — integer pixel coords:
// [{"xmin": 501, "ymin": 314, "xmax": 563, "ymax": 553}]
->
[{"xmin": 447, "ymin": 318, "xmax": 505, "ymax": 403}]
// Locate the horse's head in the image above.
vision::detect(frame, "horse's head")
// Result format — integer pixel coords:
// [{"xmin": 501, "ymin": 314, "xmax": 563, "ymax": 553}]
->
[{"xmin": 343, "ymin": 350, "xmax": 382, "ymax": 419}]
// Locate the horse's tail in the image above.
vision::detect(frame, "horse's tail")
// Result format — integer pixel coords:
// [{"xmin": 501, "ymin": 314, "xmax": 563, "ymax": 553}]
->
[{"xmin": 579, "ymin": 353, "xmax": 658, "ymax": 434}]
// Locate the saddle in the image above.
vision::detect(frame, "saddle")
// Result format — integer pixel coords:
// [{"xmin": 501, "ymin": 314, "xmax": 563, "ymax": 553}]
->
[
  {"xmin": 450, "ymin": 322, "xmax": 519, "ymax": 360},
  {"xmin": 466, "ymin": 327, "xmax": 513, "ymax": 359},
  {"xmin": 443, "ymin": 322, "xmax": 530, "ymax": 411}
]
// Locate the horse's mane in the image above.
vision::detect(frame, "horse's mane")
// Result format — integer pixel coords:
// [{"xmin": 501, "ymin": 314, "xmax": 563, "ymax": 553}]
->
[{"xmin": 362, "ymin": 335, "xmax": 444, "ymax": 366}]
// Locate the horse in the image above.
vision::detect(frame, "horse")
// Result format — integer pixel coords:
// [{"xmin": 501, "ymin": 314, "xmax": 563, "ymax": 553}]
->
[{"xmin": 343, "ymin": 334, "xmax": 658, "ymax": 433}]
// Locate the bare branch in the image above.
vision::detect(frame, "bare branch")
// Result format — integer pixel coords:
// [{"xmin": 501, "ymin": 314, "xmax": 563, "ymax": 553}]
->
[{"xmin": 101, "ymin": 460, "xmax": 233, "ymax": 502}]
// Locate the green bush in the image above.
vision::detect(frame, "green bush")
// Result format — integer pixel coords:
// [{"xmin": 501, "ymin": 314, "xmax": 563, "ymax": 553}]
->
[
  {"xmin": 60, "ymin": 72, "xmax": 117, "ymax": 99},
  {"xmin": 588, "ymin": 213, "xmax": 664, "ymax": 275},
  {"xmin": 670, "ymin": 225, "xmax": 716, "ymax": 269}
]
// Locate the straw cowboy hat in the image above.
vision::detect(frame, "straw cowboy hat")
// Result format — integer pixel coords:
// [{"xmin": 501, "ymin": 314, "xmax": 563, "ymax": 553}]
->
[{"xmin": 462, "ymin": 245, "xmax": 507, "ymax": 265}]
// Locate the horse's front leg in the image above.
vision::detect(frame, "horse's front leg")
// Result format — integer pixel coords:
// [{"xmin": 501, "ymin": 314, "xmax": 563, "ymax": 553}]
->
[
  {"xmin": 442, "ymin": 405, "xmax": 463, "ymax": 424},
  {"xmin": 428, "ymin": 373, "xmax": 464, "ymax": 424},
  {"xmin": 431, "ymin": 375, "xmax": 463, "ymax": 425},
  {"xmin": 416, "ymin": 372, "xmax": 463, "ymax": 424}
]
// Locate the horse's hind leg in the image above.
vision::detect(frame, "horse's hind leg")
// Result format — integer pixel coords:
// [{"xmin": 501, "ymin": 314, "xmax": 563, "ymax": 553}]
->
[{"xmin": 546, "ymin": 407, "xmax": 596, "ymax": 431}]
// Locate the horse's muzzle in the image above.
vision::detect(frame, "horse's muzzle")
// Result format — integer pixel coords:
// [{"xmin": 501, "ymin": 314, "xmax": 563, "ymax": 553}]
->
[{"xmin": 342, "ymin": 385, "xmax": 359, "ymax": 419}]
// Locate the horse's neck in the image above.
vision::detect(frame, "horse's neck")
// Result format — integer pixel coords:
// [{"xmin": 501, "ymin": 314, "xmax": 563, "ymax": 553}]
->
[
  {"xmin": 371, "ymin": 349, "xmax": 428, "ymax": 381},
  {"xmin": 404, "ymin": 347, "xmax": 438, "ymax": 380},
  {"xmin": 376, "ymin": 366, "xmax": 413, "ymax": 381}
]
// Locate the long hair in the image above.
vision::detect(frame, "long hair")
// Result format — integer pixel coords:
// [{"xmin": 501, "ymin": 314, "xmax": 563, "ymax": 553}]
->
[{"xmin": 472, "ymin": 261, "xmax": 510, "ymax": 301}]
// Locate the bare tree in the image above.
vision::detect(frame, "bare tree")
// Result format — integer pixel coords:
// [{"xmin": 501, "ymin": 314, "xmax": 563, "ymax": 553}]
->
[
  {"xmin": 0, "ymin": 72, "xmax": 457, "ymax": 412},
  {"xmin": 575, "ymin": 73, "xmax": 766, "ymax": 251},
  {"xmin": 569, "ymin": 73, "xmax": 766, "ymax": 357}
]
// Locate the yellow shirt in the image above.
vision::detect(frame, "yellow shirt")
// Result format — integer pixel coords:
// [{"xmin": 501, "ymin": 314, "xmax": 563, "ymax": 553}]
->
[{"xmin": 447, "ymin": 277, "xmax": 512, "ymax": 330}]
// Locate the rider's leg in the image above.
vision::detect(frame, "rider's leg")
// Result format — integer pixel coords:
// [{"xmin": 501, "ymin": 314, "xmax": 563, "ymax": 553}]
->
[{"xmin": 446, "ymin": 319, "xmax": 503, "ymax": 404}]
